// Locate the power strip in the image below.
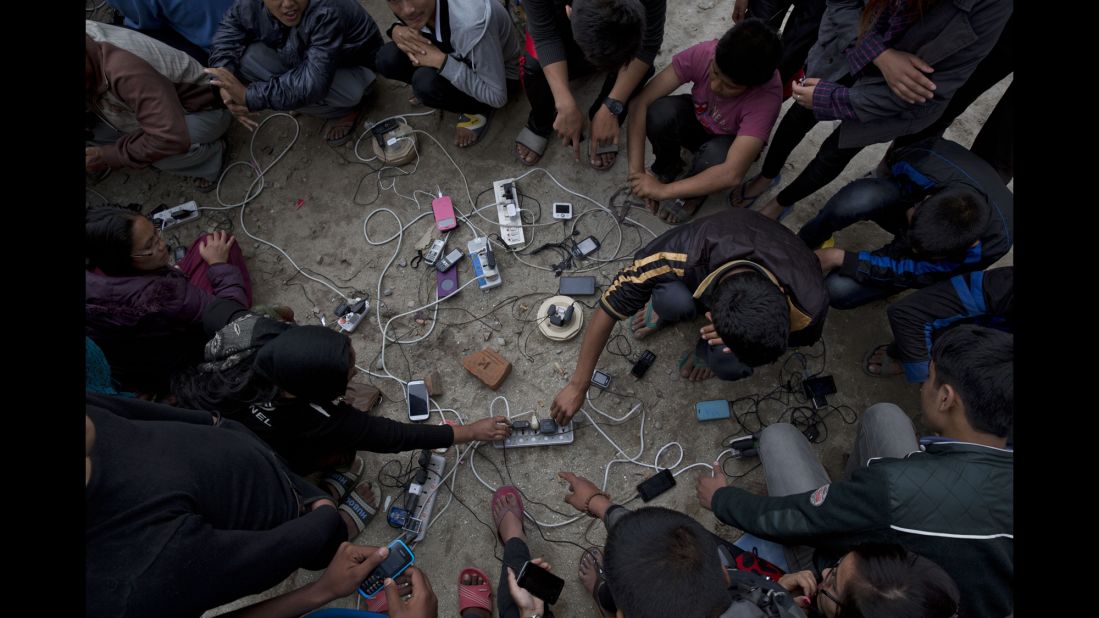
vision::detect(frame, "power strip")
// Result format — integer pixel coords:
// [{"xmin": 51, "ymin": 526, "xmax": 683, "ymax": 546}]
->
[
  {"xmin": 467, "ymin": 237, "xmax": 502, "ymax": 290},
  {"xmin": 403, "ymin": 452, "xmax": 447, "ymax": 543},
  {"xmin": 151, "ymin": 201, "xmax": 199, "ymax": 230},
  {"xmin": 492, "ymin": 179, "xmax": 525, "ymax": 246},
  {"xmin": 492, "ymin": 420, "xmax": 575, "ymax": 449}
]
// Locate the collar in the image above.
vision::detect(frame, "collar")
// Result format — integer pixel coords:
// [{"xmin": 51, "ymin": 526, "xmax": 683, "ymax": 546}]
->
[
  {"xmin": 924, "ymin": 440, "xmax": 1014, "ymax": 456},
  {"xmin": 692, "ymin": 260, "xmax": 813, "ymax": 331}
]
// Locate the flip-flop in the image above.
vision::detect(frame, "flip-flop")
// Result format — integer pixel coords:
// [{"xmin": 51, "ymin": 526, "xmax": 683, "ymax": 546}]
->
[
  {"xmin": 455, "ymin": 112, "xmax": 492, "ymax": 148},
  {"xmin": 515, "ymin": 127, "xmax": 547, "ymax": 166},
  {"xmin": 589, "ymin": 142, "xmax": 619, "ymax": 171},
  {"xmin": 729, "ymin": 174, "xmax": 781, "ymax": 209},
  {"xmin": 458, "ymin": 567, "xmax": 493, "ymax": 615},
  {"xmin": 320, "ymin": 455, "xmax": 366, "ymax": 500},
  {"xmin": 338, "ymin": 479, "xmax": 382, "ymax": 537},
  {"xmin": 677, "ymin": 349, "xmax": 714, "ymax": 381},
  {"xmin": 491, "ymin": 485, "xmax": 525, "ymax": 543},
  {"xmin": 579, "ymin": 547, "xmax": 611, "ymax": 616},
  {"xmin": 660, "ymin": 196, "xmax": 705, "ymax": 224},
  {"xmin": 632, "ymin": 301, "xmax": 663, "ymax": 339},
  {"xmin": 863, "ymin": 343, "xmax": 904, "ymax": 377},
  {"xmin": 324, "ymin": 106, "xmax": 366, "ymax": 147}
]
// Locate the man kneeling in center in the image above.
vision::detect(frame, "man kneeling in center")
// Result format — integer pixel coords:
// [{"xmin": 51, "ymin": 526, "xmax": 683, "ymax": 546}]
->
[{"xmin": 550, "ymin": 207, "xmax": 828, "ymax": 426}]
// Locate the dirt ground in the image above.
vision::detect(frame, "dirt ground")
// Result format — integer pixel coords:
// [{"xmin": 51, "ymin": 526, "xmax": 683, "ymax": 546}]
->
[{"xmin": 87, "ymin": 2, "xmax": 1012, "ymax": 615}]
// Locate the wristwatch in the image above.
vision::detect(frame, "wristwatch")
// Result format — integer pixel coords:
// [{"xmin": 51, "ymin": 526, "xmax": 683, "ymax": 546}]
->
[{"xmin": 603, "ymin": 97, "xmax": 625, "ymax": 119}]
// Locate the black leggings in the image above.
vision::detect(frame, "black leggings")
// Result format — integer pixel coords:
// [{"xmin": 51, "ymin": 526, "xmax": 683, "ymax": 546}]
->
[
  {"xmin": 497, "ymin": 538, "xmax": 555, "ymax": 618},
  {"xmin": 760, "ymin": 103, "xmax": 864, "ymax": 208}
]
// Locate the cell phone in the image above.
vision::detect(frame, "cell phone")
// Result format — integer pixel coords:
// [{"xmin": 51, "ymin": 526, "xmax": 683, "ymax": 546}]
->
[
  {"xmin": 590, "ymin": 369, "xmax": 612, "ymax": 390},
  {"xmin": 436, "ymin": 267, "xmax": 459, "ymax": 299},
  {"xmin": 435, "ymin": 248, "xmax": 464, "ymax": 273},
  {"xmin": 432, "ymin": 195, "xmax": 457, "ymax": 231},
  {"xmin": 572, "ymin": 235, "xmax": 601, "ymax": 257},
  {"xmin": 695, "ymin": 399, "xmax": 731, "ymax": 422},
  {"xmin": 517, "ymin": 559, "xmax": 565, "ymax": 604},
  {"xmin": 558, "ymin": 275, "xmax": 596, "ymax": 296},
  {"xmin": 636, "ymin": 468, "xmax": 676, "ymax": 502},
  {"xmin": 552, "ymin": 202, "xmax": 573, "ymax": 220},
  {"xmin": 803, "ymin": 375, "xmax": 837, "ymax": 409},
  {"xmin": 406, "ymin": 380, "xmax": 430, "ymax": 422},
  {"xmin": 357, "ymin": 539, "xmax": 415, "ymax": 600}
]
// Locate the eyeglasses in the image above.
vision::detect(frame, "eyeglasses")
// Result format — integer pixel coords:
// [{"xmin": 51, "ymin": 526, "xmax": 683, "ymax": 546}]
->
[
  {"xmin": 131, "ymin": 226, "xmax": 165, "ymax": 258},
  {"xmin": 816, "ymin": 557, "xmax": 847, "ymax": 616}
]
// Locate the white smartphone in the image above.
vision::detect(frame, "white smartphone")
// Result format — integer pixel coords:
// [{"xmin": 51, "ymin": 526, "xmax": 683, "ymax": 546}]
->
[{"xmin": 406, "ymin": 380, "xmax": 430, "ymax": 422}]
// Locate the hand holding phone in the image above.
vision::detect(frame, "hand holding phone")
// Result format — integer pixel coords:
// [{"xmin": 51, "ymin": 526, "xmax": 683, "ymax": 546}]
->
[
  {"xmin": 357, "ymin": 540, "xmax": 416, "ymax": 600},
  {"xmin": 510, "ymin": 558, "xmax": 561, "ymax": 609}
]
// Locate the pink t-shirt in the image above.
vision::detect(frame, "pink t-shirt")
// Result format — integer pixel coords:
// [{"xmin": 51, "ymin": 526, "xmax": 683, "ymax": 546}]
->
[{"xmin": 671, "ymin": 40, "xmax": 782, "ymax": 140}]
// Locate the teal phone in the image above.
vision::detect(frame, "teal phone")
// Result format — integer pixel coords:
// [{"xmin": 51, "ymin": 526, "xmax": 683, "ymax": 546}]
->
[{"xmin": 695, "ymin": 400, "xmax": 731, "ymax": 422}]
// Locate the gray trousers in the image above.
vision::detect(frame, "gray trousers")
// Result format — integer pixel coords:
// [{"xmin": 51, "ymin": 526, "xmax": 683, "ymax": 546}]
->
[
  {"xmin": 757, "ymin": 403, "xmax": 919, "ymax": 571},
  {"xmin": 88, "ymin": 108, "xmax": 231, "ymax": 181},
  {"xmin": 240, "ymin": 43, "xmax": 375, "ymax": 119},
  {"xmin": 650, "ymin": 280, "xmax": 754, "ymax": 381}
]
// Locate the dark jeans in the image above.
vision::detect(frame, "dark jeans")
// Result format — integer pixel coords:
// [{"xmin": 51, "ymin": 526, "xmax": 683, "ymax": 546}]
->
[
  {"xmin": 890, "ymin": 16, "xmax": 1013, "ymax": 183},
  {"xmin": 651, "ymin": 281, "xmax": 754, "ymax": 381},
  {"xmin": 647, "ymin": 94, "xmax": 734, "ymax": 184},
  {"xmin": 749, "ymin": 0, "xmax": 827, "ymax": 84},
  {"xmin": 521, "ymin": 36, "xmax": 654, "ymax": 137},
  {"xmin": 132, "ymin": 27, "xmax": 210, "ymax": 64},
  {"xmin": 760, "ymin": 97, "xmax": 864, "ymax": 208},
  {"xmin": 498, "ymin": 538, "xmax": 555, "ymax": 618},
  {"xmin": 798, "ymin": 178, "xmax": 912, "ymax": 308},
  {"xmin": 375, "ymin": 41, "xmax": 519, "ymax": 115}
]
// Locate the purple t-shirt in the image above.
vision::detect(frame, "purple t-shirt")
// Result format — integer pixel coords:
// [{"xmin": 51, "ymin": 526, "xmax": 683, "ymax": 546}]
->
[{"xmin": 671, "ymin": 40, "xmax": 782, "ymax": 140}]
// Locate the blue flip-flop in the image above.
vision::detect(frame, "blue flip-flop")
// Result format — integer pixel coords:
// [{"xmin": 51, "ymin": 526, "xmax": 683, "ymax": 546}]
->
[
  {"xmin": 633, "ymin": 301, "xmax": 663, "ymax": 338},
  {"xmin": 730, "ymin": 173, "xmax": 781, "ymax": 209}
]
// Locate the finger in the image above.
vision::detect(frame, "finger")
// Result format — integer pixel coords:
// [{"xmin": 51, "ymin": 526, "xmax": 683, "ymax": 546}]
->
[
  {"xmin": 383, "ymin": 577, "xmax": 403, "ymax": 607},
  {"xmin": 353, "ymin": 545, "xmax": 389, "ymax": 576},
  {"xmin": 712, "ymin": 461, "xmax": 722, "ymax": 476},
  {"xmin": 912, "ymin": 57, "xmax": 934, "ymax": 73},
  {"xmin": 225, "ymin": 235, "xmax": 236, "ymax": 249},
  {"xmin": 571, "ymin": 136, "xmax": 581, "ymax": 161}
]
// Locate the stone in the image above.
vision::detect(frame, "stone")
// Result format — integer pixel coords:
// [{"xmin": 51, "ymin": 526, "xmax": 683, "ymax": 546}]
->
[
  {"xmin": 399, "ymin": 259, "xmax": 407, "ymax": 267},
  {"xmin": 495, "ymin": 337, "xmax": 506, "ymax": 346},
  {"xmin": 424, "ymin": 371, "xmax": 443, "ymax": 397},
  {"xmin": 383, "ymin": 288, "xmax": 393, "ymax": 297},
  {"xmin": 461, "ymin": 348, "xmax": 512, "ymax": 390}
]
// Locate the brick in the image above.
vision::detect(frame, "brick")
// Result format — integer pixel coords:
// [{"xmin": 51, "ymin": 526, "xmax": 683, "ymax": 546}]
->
[
  {"xmin": 424, "ymin": 370, "xmax": 443, "ymax": 397},
  {"xmin": 462, "ymin": 347, "xmax": 512, "ymax": 390}
]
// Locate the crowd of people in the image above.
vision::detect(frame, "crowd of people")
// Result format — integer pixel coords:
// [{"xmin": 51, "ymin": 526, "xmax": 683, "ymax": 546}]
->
[{"xmin": 86, "ymin": 0, "xmax": 1014, "ymax": 616}]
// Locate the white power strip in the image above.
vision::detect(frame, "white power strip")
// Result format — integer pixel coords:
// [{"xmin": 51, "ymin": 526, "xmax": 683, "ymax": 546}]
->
[
  {"xmin": 404, "ymin": 452, "xmax": 447, "ymax": 543},
  {"xmin": 152, "ymin": 201, "xmax": 199, "ymax": 230},
  {"xmin": 492, "ymin": 421, "xmax": 575, "ymax": 448},
  {"xmin": 492, "ymin": 179, "xmax": 525, "ymax": 246}
]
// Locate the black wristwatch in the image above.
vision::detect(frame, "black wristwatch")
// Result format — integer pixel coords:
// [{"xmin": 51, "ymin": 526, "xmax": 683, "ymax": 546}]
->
[{"xmin": 603, "ymin": 97, "xmax": 625, "ymax": 119}]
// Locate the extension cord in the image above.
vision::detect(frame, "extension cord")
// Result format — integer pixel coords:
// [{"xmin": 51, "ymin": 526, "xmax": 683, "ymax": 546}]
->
[
  {"xmin": 491, "ymin": 178, "xmax": 525, "ymax": 246},
  {"xmin": 152, "ymin": 201, "xmax": 199, "ymax": 230}
]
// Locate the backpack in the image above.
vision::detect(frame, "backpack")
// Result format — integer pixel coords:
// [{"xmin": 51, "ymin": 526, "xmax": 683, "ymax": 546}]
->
[{"xmin": 719, "ymin": 569, "xmax": 806, "ymax": 618}]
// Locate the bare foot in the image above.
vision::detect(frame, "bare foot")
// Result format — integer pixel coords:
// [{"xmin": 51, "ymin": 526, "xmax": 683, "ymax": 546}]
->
[
  {"xmin": 460, "ymin": 571, "xmax": 491, "ymax": 618},
  {"xmin": 865, "ymin": 345, "xmax": 904, "ymax": 377},
  {"xmin": 680, "ymin": 353, "xmax": 715, "ymax": 382},
  {"xmin": 758, "ymin": 198, "xmax": 785, "ymax": 220},
  {"xmin": 454, "ymin": 114, "xmax": 488, "ymax": 148},
  {"xmin": 589, "ymin": 144, "xmax": 616, "ymax": 170},
  {"xmin": 493, "ymin": 492, "xmax": 525, "ymax": 544},
  {"xmin": 515, "ymin": 142, "xmax": 541, "ymax": 166},
  {"xmin": 630, "ymin": 305, "xmax": 660, "ymax": 339}
]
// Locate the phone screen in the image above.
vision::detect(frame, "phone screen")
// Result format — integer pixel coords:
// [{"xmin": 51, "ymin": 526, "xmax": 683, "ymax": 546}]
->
[
  {"xmin": 517, "ymin": 560, "xmax": 565, "ymax": 604},
  {"xmin": 576, "ymin": 238, "xmax": 598, "ymax": 255},
  {"xmin": 554, "ymin": 203, "xmax": 571, "ymax": 214},
  {"xmin": 407, "ymin": 381, "xmax": 429, "ymax": 421}
]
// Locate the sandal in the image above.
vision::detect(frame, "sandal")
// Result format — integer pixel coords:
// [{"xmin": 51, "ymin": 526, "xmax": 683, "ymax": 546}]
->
[
  {"xmin": 863, "ymin": 343, "xmax": 904, "ymax": 378},
  {"xmin": 458, "ymin": 567, "xmax": 493, "ymax": 615},
  {"xmin": 632, "ymin": 300, "xmax": 664, "ymax": 339},
  {"xmin": 320, "ymin": 455, "xmax": 366, "ymax": 500},
  {"xmin": 729, "ymin": 174, "xmax": 781, "ymax": 209},
  {"xmin": 589, "ymin": 142, "xmax": 619, "ymax": 171},
  {"xmin": 491, "ymin": 485, "xmax": 525, "ymax": 543},
  {"xmin": 338, "ymin": 478, "xmax": 382, "ymax": 537},
  {"xmin": 515, "ymin": 127, "xmax": 547, "ymax": 166},
  {"xmin": 455, "ymin": 112, "xmax": 492, "ymax": 148},
  {"xmin": 324, "ymin": 105, "xmax": 366, "ymax": 147},
  {"xmin": 659, "ymin": 196, "xmax": 705, "ymax": 224},
  {"xmin": 677, "ymin": 349, "xmax": 715, "ymax": 382},
  {"xmin": 580, "ymin": 548, "xmax": 612, "ymax": 616}
]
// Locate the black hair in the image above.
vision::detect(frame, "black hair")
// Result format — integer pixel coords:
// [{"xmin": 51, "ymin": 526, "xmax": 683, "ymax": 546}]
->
[
  {"xmin": 840, "ymin": 544, "xmax": 960, "ymax": 618},
  {"xmin": 715, "ymin": 18, "xmax": 783, "ymax": 87},
  {"xmin": 570, "ymin": 0, "xmax": 645, "ymax": 72},
  {"xmin": 171, "ymin": 360, "xmax": 280, "ymax": 417},
  {"xmin": 85, "ymin": 204, "xmax": 144, "ymax": 275},
  {"xmin": 908, "ymin": 187, "xmax": 989, "ymax": 256},
  {"xmin": 710, "ymin": 270, "xmax": 789, "ymax": 367},
  {"xmin": 930, "ymin": 324, "xmax": 1013, "ymax": 437},
  {"xmin": 605, "ymin": 507, "xmax": 731, "ymax": 618}
]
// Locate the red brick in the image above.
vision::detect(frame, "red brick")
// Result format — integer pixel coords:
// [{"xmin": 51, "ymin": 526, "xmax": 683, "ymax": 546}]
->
[{"xmin": 462, "ymin": 348, "xmax": 512, "ymax": 390}]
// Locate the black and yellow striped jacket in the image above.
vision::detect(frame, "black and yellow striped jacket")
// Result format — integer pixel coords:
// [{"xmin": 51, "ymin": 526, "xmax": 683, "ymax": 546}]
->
[{"xmin": 599, "ymin": 209, "xmax": 828, "ymax": 345}]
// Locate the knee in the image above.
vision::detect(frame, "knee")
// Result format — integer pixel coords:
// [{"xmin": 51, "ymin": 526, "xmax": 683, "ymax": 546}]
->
[
  {"xmin": 759, "ymin": 423, "xmax": 804, "ymax": 454},
  {"xmin": 410, "ymin": 67, "xmax": 446, "ymax": 99},
  {"xmin": 374, "ymin": 42, "xmax": 405, "ymax": 77},
  {"xmin": 861, "ymin": 402, "xmax": 909, "ymax": 428},
  {"xmin": 645, "ymin": 97, "xmax": 678, "ymax": 134},
  {"xmin": 826, "ymin": 179, "xmax": 898, "ymax": 219},
  {"xmin": 713, "ymin": 360, "xmax": 752, "ymax": 382},
  {"xmin": 694, "ymin": 138, "xmax": 733, "ymax": 169},
  {"xmin": 825, "ymin": 274, "xmax": 865, "ymax": 310},
  {"xmin": 650, "ymin": 285, "xmax": 697, "ymax": 322}
]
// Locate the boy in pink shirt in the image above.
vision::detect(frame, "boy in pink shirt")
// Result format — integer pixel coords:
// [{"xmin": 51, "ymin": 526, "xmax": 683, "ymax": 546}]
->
[{"xmin": 627, "ymin": 19, "xmax": 782, "ymax": 223}]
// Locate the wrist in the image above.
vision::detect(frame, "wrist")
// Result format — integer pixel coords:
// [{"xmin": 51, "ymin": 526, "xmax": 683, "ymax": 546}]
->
[
  {"xmin": 451, "ymin": 424, "xmax": 469, "ymax": 443},
  {"xmin": 555, "ymin": 96, "xmax": 578, "ymax": 113},
  {"xmin": 204, "ymin": 258, "xmax": 227, "ymax": 266},
  {"xmin": 588, "ymin": 494, "xmax": 612, "ymax": 519},
  {"xmin": 582, "ymin": 491, "xmax": 611, "ymax": 517}
]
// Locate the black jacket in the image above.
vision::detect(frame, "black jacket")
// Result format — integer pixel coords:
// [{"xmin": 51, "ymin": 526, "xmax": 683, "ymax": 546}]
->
[
  {"xmin": 712, "ymin": 441, "xmax": 1013, "ymax": 618},
  {"xmin": 601, "ymin": 209, "xmax": 829, "ymax": 347},
  {"xmin": 208, "ymin": 0, "xmax": 382, "ymax": 111},
  {"xmin": 840, "ymin": 137, "xmax": 1014, "ymax": 288}
]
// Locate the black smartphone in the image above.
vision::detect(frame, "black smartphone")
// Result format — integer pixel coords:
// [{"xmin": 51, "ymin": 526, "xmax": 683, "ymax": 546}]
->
[
  {"xmin": 803, "ymin": 375, "xmax": 837, "ymax": 409},
  {"xmin": 517, "ymin": 560, "xmax": 565, "ymax": 604},
  {"xmin": 636, "ymin": 468, "xmax": 676, "ymax": 502},
  {"xmin": 572, "ymin": 235, "xmax": 601, "ymax": 257},
  {"xmin": 558, "ymin": 275, "xmax": 597, "ymax": 296}
]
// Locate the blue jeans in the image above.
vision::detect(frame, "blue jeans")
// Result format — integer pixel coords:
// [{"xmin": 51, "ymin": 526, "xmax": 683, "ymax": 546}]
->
[
  {"xmin": 651, "ymin": 281, "xmax": 753, "ymax": 382},
  {"xmin": 799, "ymin": 178, "xmax": 913, "ymax": 309}
]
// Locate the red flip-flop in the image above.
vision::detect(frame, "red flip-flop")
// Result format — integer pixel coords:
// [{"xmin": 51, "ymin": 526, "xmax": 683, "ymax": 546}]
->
[
  {"xmin": 458, "ymin": 567, "xmax": 493, "ymax": 615},
  {"xmin": 491, "ymin": 485, "xmax": 525, "ymax": 543}
]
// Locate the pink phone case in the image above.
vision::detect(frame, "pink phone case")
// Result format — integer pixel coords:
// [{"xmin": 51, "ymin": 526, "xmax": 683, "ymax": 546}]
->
[{"xmin": 432, "ymin": 195, "xmax": 457, "ymax": 231}]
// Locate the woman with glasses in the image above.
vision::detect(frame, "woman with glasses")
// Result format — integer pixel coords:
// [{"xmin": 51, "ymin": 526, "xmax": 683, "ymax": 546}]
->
[
  {"xmin": 85, "ymin": 204, "xmax": 253, "ymax": 396},
  {"xmin": 777, "ymin": 543, "xmax": 960, "ymax": 617}
]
